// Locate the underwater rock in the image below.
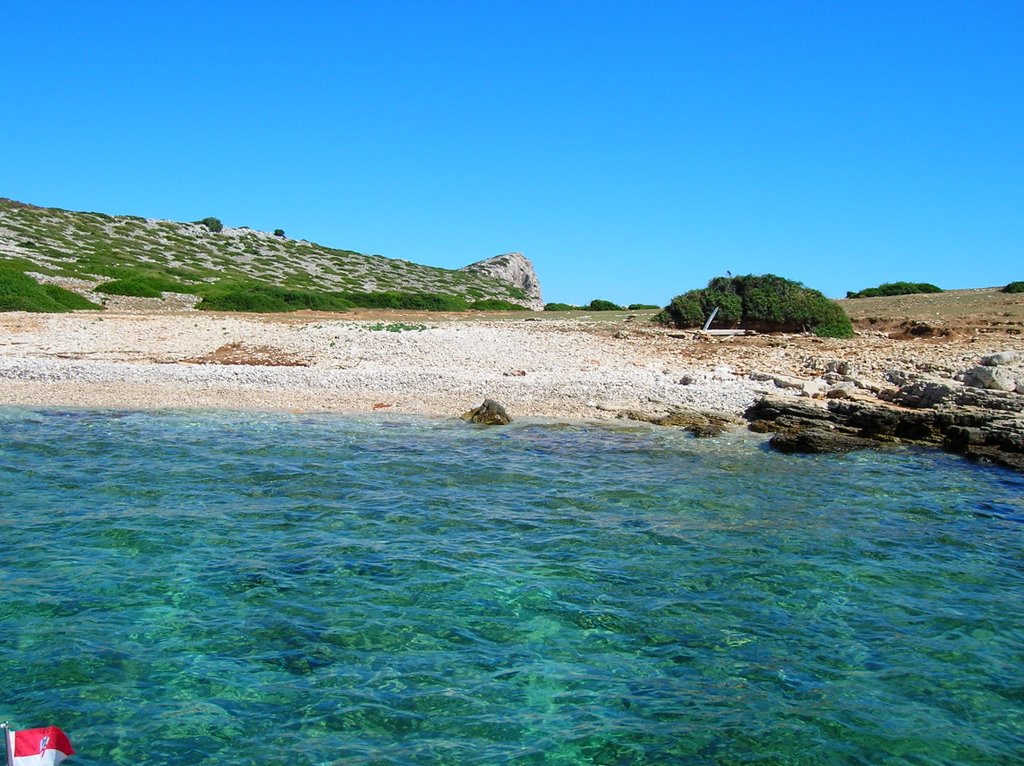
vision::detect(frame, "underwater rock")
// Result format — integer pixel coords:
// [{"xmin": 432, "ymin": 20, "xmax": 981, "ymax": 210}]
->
[{"xmin": 769, "ymin": 428, "xmax": 874, "ymax": 454}]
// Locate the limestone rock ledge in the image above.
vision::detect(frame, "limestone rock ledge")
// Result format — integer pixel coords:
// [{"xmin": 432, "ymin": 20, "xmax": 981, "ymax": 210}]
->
[
  {"xmin": 745, "ymin": 390, "xmax": 1024, "ymax": 472},
  {"xmin": 461, "ymin": 252, "xmax": 543, "ymax": 310}
]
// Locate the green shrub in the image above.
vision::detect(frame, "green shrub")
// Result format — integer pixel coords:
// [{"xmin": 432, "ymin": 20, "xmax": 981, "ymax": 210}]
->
[
  {"xmin": 1002, "ymin": 281, "xmax": 1024, "ymax": 294},
  {"xmin": 699, "ymin": 289, "xmax": 743, "ymax": 325},
  {"xmin": 197, "ymin": 284, "xmax": 353, "ymax": 313},
  {"xmin": 96, "ymin": 275, "xmax": 198, "ymax": 298},
  {"xmin": 0, "ymin": 267, "xmax": 102, "ymax": 312},
  {"xmin": 544, "ymin": 302, "xmax": 578, "ymax": 311},
  {"xmin": 43, "ymin": 285, "xmax": 103, "ymax": 310},
  {"xmin": 273, "ymin": 229, "xmax": 285, "ymax": 238},
  {"xmin": 846, "ymin": 282, "xmax": 943, "ymax": 298},
  {"xmin": 96, "ymin": 279, "xmax": 161, "ymax": 298},
  {"xmin": 469, "ymin": 299, "xmax": 530, "ymax": 311},
  {"xmin": 195, "ymin": 217, "xmax": 224, "ymax": 233},
  {"xmin": 656, "ymin": 291, "xmax": 703, "ymax": 327},
  {"xmin": 583, "ymin": 299, "xmax": 622, "ymax": 311},
  {"xmin": 339, "ymin": 291, "xmax": 470, "ymax": 311},
  {"xmin": 627, "ymin": 303, "xmax": 659, "ymax": 310},
  {"xmin": 659, "ymin": 274, "xmax": 854, "ymax": 338}
]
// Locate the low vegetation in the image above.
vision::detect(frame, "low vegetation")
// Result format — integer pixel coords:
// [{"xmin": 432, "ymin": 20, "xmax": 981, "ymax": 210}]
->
[
  {"xmin": 0, "ymin": 198, "xmax": 531, "ymax": 312},
  {"xmin": 0, "ymin": 265, "xmax": 102, "ymax": 312},
  {"xmin": 195, "ymin": 283, "xmax": 531, "ymax": 314},
  {"xmin": 1003, "ymin": 281, "xmax": 1024, "ymax": 294},
  {"xmin": 544, "ymin": 299, "xmax": 641, "ymax": 311},
  {"xmin": 467, "ymin": 299, "xmax": 531, "ymax": 311},
  {"xmin": 846, "ymin": 282, "xmax": 943, "ymax": 299},
  {"xmin": 656, "ymin": 274, "xmax": 855, "ymax": 338},
  {"xmin": 196, "ymin": 284, "xmax": 355, "ymax": 313}
]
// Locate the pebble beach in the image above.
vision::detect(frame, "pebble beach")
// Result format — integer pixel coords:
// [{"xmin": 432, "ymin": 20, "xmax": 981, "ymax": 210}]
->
[{"xmin": 2, "ymin": 309, "xmax": 1018, "ymax": 421}]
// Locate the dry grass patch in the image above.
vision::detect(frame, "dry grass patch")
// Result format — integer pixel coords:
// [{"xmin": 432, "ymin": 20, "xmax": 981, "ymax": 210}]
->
[{"xmin": 187, "ymin": 342, "xmax": 309, "ymax": 367}]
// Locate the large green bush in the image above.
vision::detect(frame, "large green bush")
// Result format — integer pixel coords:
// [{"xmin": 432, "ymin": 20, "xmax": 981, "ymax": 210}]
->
[
  {"xmin": 43, "ymin": 285, "xmax": 103, "ymax": 310},
  {"xmin": 846, "ymin": 281, "xmax": 943, "ymax": 298},
  {"xmin": 339, "ymin": 291, "xmax": 470, "ymax": 311},
  {"xmin": 543, "ymin": 299, "xmax": 636, "ymax": 311},
  {"xmin": 658, "ymin": 274, "xmax": 854, "ymax": 338},
  {"xmin": 0, "ymin": 267, "xmax": 102, "ymax": 312},
  {"xmin": 1002, "ymin": 281, "xmax": 1024, "ymax": 294},
  {"xmin": 197, "ymin": 284, "xmax": 354, "ymax": 313},
  {"xmin": 583, "ymin": 299, "xmax": 622, "ymax": 311}
]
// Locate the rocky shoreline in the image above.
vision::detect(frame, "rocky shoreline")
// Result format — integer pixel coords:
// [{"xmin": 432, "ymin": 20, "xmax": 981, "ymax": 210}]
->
[
  {"xmin": 742, "ymin": 350, "xmax": 1023, "ymax": 471},
  {"xmin": 613, "ymin": 349, "xmax": 1024, "ymax": 471},
  {"xmin": 0, "ymin": 310, "xmax": 1022, "ymax": 471}
]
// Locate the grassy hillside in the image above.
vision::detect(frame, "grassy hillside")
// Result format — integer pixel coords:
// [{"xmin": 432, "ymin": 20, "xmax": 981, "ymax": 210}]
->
[{"xmin": 0, "ymin": 198, "xmax": 529, "ymax": 308}]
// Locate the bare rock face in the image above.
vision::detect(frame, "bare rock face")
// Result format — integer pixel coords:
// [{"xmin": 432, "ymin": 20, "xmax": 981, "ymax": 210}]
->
[{"xmin": 461, "ymin": 253, "xmax": 543, "ymax": 310}]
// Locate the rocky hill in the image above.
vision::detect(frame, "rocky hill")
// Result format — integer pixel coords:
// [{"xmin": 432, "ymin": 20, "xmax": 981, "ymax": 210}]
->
[{"xmin": 0, "ymin": 198, "xmax": 542, "ymax": 309}]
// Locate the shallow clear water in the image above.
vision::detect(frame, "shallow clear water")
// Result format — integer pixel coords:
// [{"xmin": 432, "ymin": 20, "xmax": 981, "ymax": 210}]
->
[{"xmin": 1, "ymin": 408, "xmax": 1022, "ymax": 765}]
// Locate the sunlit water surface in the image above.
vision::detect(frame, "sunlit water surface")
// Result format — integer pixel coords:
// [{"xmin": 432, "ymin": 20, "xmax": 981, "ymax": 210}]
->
[{"xmin": 1, "ymin": 408, "xmax": 1022, "ymax": 765}]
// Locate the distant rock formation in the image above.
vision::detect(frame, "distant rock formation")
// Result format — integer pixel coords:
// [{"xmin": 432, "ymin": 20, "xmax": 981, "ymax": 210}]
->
[{"xmin": 462, "ymin": 253, "xmax": 543, "ymax": 310}]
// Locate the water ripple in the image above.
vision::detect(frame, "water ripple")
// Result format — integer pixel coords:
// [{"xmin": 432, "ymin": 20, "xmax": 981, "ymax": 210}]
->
[{"xmin": 1, "ymin": 408, "xmax": 1022, "ymax": 764}]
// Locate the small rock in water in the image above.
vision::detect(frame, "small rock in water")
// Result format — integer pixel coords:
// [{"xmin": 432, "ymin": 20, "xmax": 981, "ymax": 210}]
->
[{"xmin": 462, "ymin": 398, "xmax": 512, "ymax": 425}]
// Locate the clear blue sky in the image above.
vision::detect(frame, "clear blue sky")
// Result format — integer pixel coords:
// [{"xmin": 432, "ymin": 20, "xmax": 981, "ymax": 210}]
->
[{"xmin": 3, "ymin": 1, "xmax": 1021, "ymax": 304}]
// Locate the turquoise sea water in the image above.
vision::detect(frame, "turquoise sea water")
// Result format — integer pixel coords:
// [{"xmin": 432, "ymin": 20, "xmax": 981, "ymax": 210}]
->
[{"xmin": 0, "ymin": 408, "xmax": 1022, "ymax": 765}]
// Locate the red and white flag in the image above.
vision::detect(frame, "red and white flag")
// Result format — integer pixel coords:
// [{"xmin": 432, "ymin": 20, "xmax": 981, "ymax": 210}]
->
[{"xmin": 5, "ymin": 726, "xmax": 74, "ymax": 766}]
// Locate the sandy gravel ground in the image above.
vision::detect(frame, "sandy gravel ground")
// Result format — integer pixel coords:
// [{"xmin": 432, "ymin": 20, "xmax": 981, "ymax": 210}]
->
[{"xmin": 0, "ymin": 310, "xmax": 1021, "ymax": 420}]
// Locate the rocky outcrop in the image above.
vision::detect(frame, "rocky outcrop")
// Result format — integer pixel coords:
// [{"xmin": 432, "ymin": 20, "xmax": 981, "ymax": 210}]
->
[
  {"xmin": 746, "ymin": 386, "xmax": 1024, "ymax": 471},
  {"xmin": 462, "ymin": 253, "xmax": 543, "ymax": 310},
  {"xmin": 462, "ymin": 399, "xmax": 512, "ymax": 425},
  {"xmin": 959, "ymin": 348, "xmax": 1024, "ymax": 394}
]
